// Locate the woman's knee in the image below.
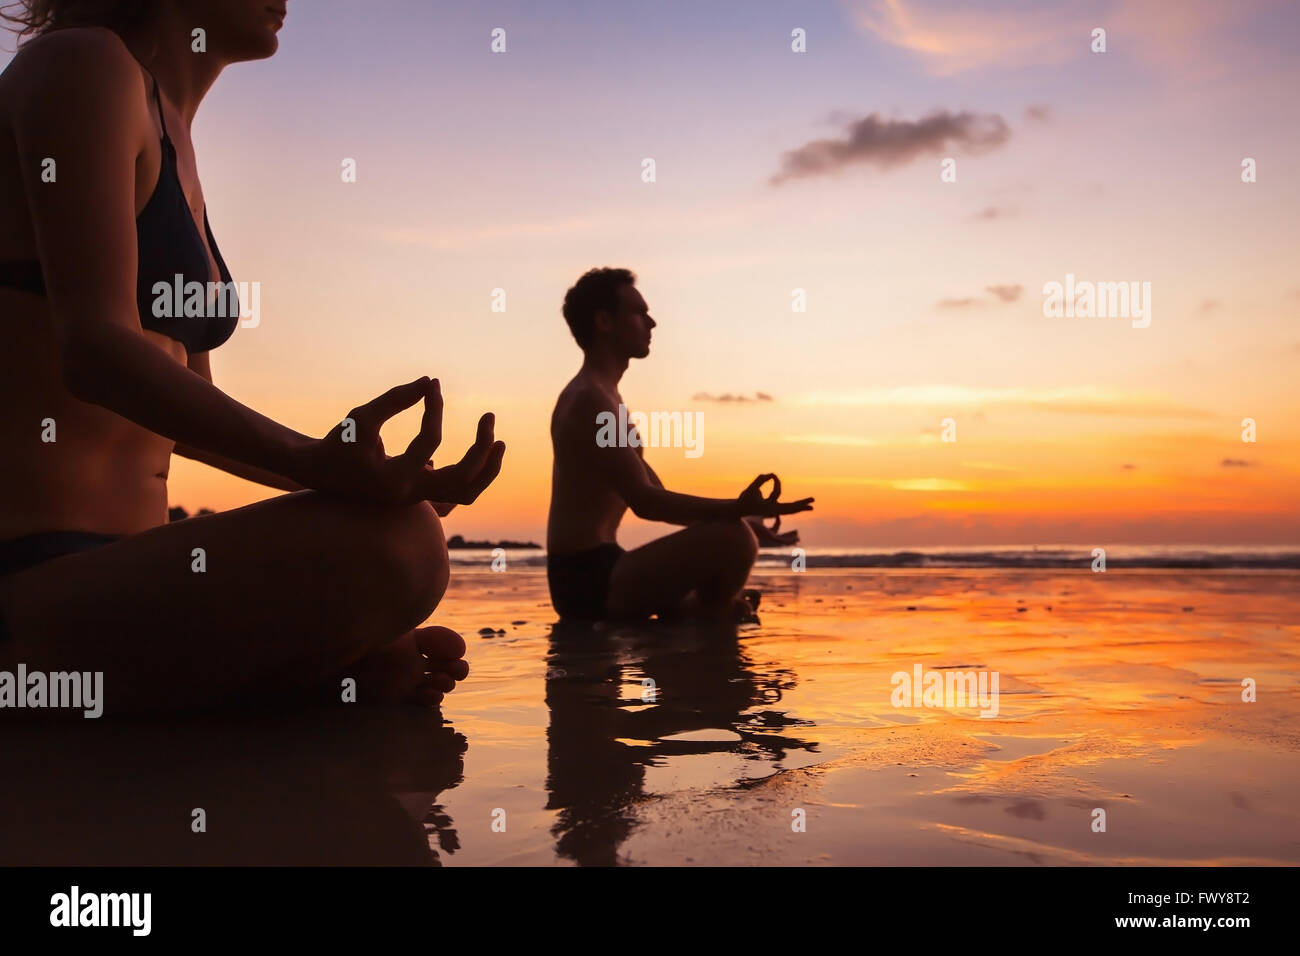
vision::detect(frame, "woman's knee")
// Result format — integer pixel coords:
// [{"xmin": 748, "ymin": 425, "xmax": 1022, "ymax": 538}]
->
[
  {"xmin": 733, "ymin": 518, "xmax": 760, "ymax": 564},
  {"xmin": 379, "ymin": 500, "xmax": 449, "ymax": 622},
  {"xmin": 337, "ymin": 498, "xmax": 448, "ymax": 628}
]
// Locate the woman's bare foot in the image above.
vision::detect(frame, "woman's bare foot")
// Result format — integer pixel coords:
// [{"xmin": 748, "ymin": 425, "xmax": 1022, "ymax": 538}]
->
[{"xmin": 347, "ymin": 625, "xmax": 468, "ymax": 706}]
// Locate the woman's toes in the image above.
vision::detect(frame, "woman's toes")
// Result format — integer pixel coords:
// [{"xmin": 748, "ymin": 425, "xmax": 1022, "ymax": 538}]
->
[
  {"xmin": 417, "ymin": 671, "xmax": 453, "ymax": 706},
  {"xmin": 414, "ymin": 625, "xmax": 465, "ymax": 660},
  {"xmin": 431, "ymin": 672, "xmax": 457, "ymax": 693},
  {"xmin": 429, "ymin": 658, "xmax": 469, "ymax": 681}
]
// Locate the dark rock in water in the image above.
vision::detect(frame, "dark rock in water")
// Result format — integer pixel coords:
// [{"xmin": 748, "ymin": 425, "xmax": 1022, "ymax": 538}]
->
[
  {"xmin": 511, "ymin": 620, "xmax": 527, "ymax": 626},
  {"xmin": 906, "ymin": 605, "xmax": 917, "ymax": 611},
  {"xmin": 477, "ymin": 627, "xmax": 496, "ymax": 636},
  {"xmin": 169, "ymin": 506, "xmax": 215, "ymax": 522},
  {"xmin": 447, "ymin": 534, "xmax": 541, "ymax": 550},
  {"xmin": 496, "ymin": 628, "xmax": 506, "ymax": 635},
  {"xmin": 1016, "ymin": 607, "xmax": 1027, "ymax": 613},
  {"xmin": 1182, "ymin": 606, "xmax": 1195, "ymax": 612}
]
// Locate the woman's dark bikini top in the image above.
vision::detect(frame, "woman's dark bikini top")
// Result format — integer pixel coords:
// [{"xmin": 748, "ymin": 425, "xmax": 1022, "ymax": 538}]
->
[{"xmin": 0, "ymin": 71, "xmax": 238, "ymax": 354}]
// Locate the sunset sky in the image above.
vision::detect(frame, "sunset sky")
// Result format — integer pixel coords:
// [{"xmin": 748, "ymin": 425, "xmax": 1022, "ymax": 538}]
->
[{"xmin": 8, "ymin": 0, "xmax": 1298, "ymax": 546}]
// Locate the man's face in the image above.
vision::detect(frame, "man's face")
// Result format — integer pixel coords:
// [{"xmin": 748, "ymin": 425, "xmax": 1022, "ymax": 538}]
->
[{"xmin": 608, "ymin": 284, "xmax": 655, "ymax": 359}]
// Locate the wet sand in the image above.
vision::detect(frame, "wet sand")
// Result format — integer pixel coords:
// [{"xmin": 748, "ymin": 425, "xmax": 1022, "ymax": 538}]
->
[
  {"xmin": 2, "ymin": 567, "xmax": 1296, "ymax": 865},
  {"xmin": 430, "ymin": 567, "xmax": 1300, "ymax": 865}
]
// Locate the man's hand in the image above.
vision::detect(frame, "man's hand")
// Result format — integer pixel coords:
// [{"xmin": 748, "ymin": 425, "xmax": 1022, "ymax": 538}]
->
[
  {"xmin": 747, "ymin": 515, "xmax": 800, "ymax": 547},
  {"xmin": 736, "ymin": 473, "xmax": 814, "ymax": 518}
]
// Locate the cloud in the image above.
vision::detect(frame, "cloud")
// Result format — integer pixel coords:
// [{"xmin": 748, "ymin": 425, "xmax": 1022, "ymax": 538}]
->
[
  {"xmin": 770, "ymin": 109, "xmax": 1010, "ymax": 184},
  {"xmin": 971, "ymin": 204, "xmax": 1016, "ymax": 221},
  {"xmin": 840, "ymin": 478, "xmax": 972, "ymax": 491},
  {"xmin": 782, "ymin": 433, "xmax": 881, "ymax": 447},
  {"xmin": 796, "ymin": 385, "xmax": 1211, "ymax": 419},
  {"xmin": 1121, "ymin": 463, "xmax": 1137, "ymax": 470},
  {"xmin": 936, "ymin": 283, "xmax": 1022, "ymax": 307},
  {"xmin": 1024, "ymin": 104, "xmax": 1052, "ymax": 124},
  {"xmin": 844, "ymin": 0, "xmax": 1093, "ymax": 75},
  {"xmin": 1220, "ymin": 458, "xmax": 1253, "ymax": 467},
  {"xmin": 843, "ymin": 0, "xmax": 1272, "ymax": 77},
  {"xmin": 377, "ymin": 216, "xmax": 600, "ymax": 250},
  {"xmin": 986, "ymin": 283, "xmax": 1024, "ymax": 303},
  {"xmin": 692, "ymin": 392, "xmax": 774, "ymax": 403},
  {"xmin": 1198, "ymin": 298, "xmax": 1222, "ymax": 313}
]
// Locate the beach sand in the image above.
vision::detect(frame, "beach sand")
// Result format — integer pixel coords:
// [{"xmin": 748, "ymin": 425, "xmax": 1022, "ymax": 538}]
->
[
  {"xmin": 2, "ymin": 566, "xmax": 1296, "ymax": 866},
  {"xmin": 428, "ymin": 566, "xmax": 1300, "ymax": 865}
]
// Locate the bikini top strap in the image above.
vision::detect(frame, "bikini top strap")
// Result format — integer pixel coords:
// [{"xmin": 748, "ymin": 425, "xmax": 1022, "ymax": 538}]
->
[{"xmin": 142, "ymin": 67, "xmax": 169, "ymax": 142}]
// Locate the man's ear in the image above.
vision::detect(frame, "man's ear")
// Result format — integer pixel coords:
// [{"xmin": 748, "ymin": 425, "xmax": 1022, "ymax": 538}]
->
[{"xmin": 592, "ymin": 310, "xmax": 613, "ymax": 336}]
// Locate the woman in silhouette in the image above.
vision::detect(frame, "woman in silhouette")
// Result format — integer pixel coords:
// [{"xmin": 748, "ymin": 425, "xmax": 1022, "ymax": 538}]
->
[{"xmin": 0, "ymin": 1, "xmax": 503, "ymax": 712}]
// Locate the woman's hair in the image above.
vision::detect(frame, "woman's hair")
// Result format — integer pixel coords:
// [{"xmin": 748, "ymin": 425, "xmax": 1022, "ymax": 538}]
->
[{"xmin": 1, "ymin": 0, "xmax": 153, "ymax": 42}]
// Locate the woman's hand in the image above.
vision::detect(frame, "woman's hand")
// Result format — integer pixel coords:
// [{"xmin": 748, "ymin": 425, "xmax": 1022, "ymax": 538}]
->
[
  {"xmin": 291, "ymin": 377, "xmax": 505, "ymax": 507},
  {"xmin": 422, "ymin": 410, "xmax": 506, "ymax": 508},
  {"xmin": 736, "ymin": 473, "xmax": 814, "ymax": 518}
]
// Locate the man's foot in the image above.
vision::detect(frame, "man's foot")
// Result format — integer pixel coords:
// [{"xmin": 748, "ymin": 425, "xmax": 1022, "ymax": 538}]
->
[
  {"xmin": 653, "ymin": 589, "xmax": 761, "ymax": 625},
  {"xmin": 733, "ymin": 592, "xmax": 761, "ymax": 625},
  {"xmin": 347, "ymin": 626, "xmax": 468, "ymax": 706}
]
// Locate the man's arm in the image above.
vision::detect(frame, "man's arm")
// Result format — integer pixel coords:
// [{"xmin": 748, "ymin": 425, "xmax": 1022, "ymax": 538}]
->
[
  {"xmin": 576, "ymin": 393, "xmax": 807, "ymax": 525},
  {"xmin": 608, "ymin": 447, "xmax": 741, "ymax": 524},
  {"xmin": 646, "ymin": 459, "xmax": 796, "ymax": 541},
  {"xmin": 172, "ymin": 352, "xmax": 304, "ymax": 492}
]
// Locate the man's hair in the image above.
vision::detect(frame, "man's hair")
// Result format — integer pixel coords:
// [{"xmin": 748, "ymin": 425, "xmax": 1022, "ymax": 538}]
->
[{"xmin": 562, "ymin": 267, "xmax": 635, "ymax": 350}]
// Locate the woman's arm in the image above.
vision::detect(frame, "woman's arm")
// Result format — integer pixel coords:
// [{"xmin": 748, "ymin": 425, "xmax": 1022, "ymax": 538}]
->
[
  {"xmin": 15, "ymin": 32, "xmax": 312, "ymax": 484},
  {"xmin": 14, "ymin": 32, "xmax": 505, "ymax": 508},
  {"xmin": 173, "ymin": 352, "xmax": 304, "ymax": 492}
]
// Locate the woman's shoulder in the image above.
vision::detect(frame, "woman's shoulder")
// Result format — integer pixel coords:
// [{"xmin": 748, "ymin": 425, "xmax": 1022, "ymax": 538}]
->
[
  {"xmin": 1, "ymin": 26, "xmax": 148, "ymax": 121},
  {"xmin": 4, "ymin": 26, "xmax": 145, "ymax": 91}
]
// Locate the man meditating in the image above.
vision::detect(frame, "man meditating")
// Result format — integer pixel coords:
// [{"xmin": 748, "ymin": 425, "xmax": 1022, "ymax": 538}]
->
[{"xmin": 546, "ymin": 268, "xmax": 814, "ymax": 621}]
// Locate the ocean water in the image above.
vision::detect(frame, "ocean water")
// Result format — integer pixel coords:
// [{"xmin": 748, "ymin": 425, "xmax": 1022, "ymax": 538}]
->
[{"xmin": 449, "ymin": 544, "xmax": 1300, "ymax": 570}]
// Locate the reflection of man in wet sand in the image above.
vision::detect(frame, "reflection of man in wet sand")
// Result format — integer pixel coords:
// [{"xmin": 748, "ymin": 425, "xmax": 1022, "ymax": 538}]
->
[
  {"xmin": 546, "ymin": 268, "xmax": 814, "ymax": 621},
  {"xmin": 544, "ymin": 621, "xmax": 815, "ymax": 864}
]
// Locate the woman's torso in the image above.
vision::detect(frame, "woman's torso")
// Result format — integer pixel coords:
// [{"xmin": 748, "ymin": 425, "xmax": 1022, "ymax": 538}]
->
[{"xmin": 0, "ymin": 30, "xmax": 228, "ymax": 539}]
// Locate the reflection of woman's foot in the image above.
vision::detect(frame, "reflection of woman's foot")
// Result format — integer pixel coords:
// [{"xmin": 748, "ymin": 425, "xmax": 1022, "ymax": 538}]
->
[{"xmin": 349, "ymin": 626, "xmax": 468, "ymax": 706}]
